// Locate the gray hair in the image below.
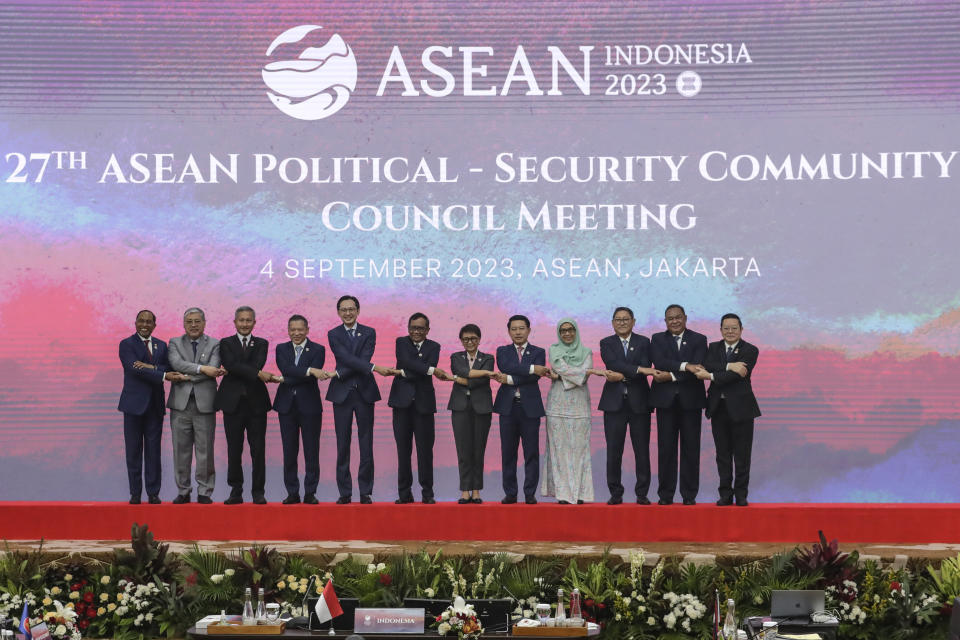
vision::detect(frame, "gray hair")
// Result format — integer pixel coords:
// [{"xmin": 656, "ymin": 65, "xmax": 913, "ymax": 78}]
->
[
  {"xmin": 183, "ymin": 307, "xmax": 205, "ymax": 321},
  {"xmin": 235, "ymin": 305, "xmax": 256, "ymax": 320}
]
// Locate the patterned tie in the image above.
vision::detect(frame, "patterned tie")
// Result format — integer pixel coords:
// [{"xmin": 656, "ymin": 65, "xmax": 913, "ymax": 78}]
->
[
  {"xmin": 191, "ymin": 340, "xmax": 198, "ymax": 359},
  {"xmin": 143, "ymin": 339, "xmax": 152, "ymax": 362},
  {"xmin": 726, "ymin": 345, "xmax": 735, "ymax": 362},
  {"xmin": 622, "ymin": 339, "xmax": 629, "ymax": 356},
  {"xmin": 348, "ymin": 328, "xmax": 356, "ymax": 340},
  {"xmin": 295, "ymin": 344, "xmax": 303, "ymax": 365},
  {"xmin": 516, "ymin": 345, "xmax": 524, "ymax": 361},
  {"xmin": 242, "ymin": 336, "xmax": 249, "ymax": 351},
  {"xmin": 674, "ymin": 334, "xmax": 682, "ymax": 353}
]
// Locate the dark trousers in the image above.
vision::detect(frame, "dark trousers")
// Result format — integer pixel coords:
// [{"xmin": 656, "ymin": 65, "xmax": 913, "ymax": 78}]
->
[
  {"xmin": 603, "ymin": 407, "xmax": 651, "ymax": 500},
  {"xmin": 392, "ymin": 407, "xmax": 435, "ymax": 500},
  {"xmin": 223, "ymin": 398, "xmax": 267, "ymax": 498},
  {"xmin": 333, "ymin": 389, "xmax": 375, "ymax": 498},
  {"xmin": 499, "ymin": 402, "xmax": 541, "ymax": 499},
  {"xmin": 123, "ymin": 410, "xmax": 163, "ymax": 497},
  {"xmin": 278, "ymin": 408, "xmax": 322, "ymax": 497},
  {"xmin": 452, "ymin": 406, "xmax": 492, "ymax": 491},
  {"xmin": 655, "ymin": 399, "xmax": 702, "ymax": 502},
  {"xmin": 711, "ymin": 400, "xmax": 754, "ymax": 501}
]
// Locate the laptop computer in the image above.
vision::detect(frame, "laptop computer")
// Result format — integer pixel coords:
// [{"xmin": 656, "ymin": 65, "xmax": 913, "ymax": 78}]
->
[
  {"xmin": 465, "ymin": 598, "xmax": 513, "ymax": 633},
  {"xmin": 770, "ymin": 590, "xmax": 825, "ymax": 622}
]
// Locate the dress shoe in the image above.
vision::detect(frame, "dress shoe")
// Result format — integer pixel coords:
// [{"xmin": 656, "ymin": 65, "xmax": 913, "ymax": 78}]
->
[
  {"xmin": 471, "ymin": 497, "xmax": 483, "ymax": 504},
  {"xmin": 303, "ymin": 494, "xmax": 319, "ymax": 505},
  {"xmin": 360, "ymin": 494, "xmax": 372, "ymax": 504},
  {"xmin": 636, "ymin": 497, "xmax": 651, "ymax": 505},
  {"xmin": 558, "ymin": 500, "xmax": 570, "ymax": 504},
  {"xmin": 658, "ymin": 498, "xmax": 673, "ymax": 505},
  {"xmin": 129, "ymin": 496, "xmax": 141, "ymax": 505},
  {"xmin": 395, "ymin": 497, "xmax": 414, "ymax": 504},
  {"xmin": 716, "ymin": 497, "xmax": 734, "ymax": 506},
  {"xmin": 457, "ymin": 498, "xmax": 471, "ymax": 504},
  {"xmin": 576, "ymin": 500, "xmax": 584, "ymax": 505},
  {"xmin": 682, "ymin": 498, "xmax": 696, "ymax": 506},
  {"xmin": 736, "ymin": 498, "xmax": 749, "ymax": 507},
  {"xmin": 147, "ymin": 495, "xmax": 161, "ymax": 505},
  {"xmin": 197, "ymin": 495, "xmax": 213, "ymax": 504},
  {"xmin": 336, "ymin": 495, "xmax": 352, "ymax": 504},
  {"xmin": 252, "ymin": 495, "xmax": 267, "ymax": 505},
  {"xmin": 525, "ymin": 496, "xmax": 538, "ymax": 505},
  {"xmin": 501, "ymin": 495, "xmax": 517, "ymax": 504},
  {"xmin": 172, "ymin": 494, "xmax": 190, "ymax": 505},
  {"xmin": 422, "ymin": 497, "xmax": 436, "ymax": 504},
  {"xmin": 606, "ymin": 496, "xmax": 623, "ymax": 505},
  {"xmin": 224, "ymin": 495, "xmax": 243, "ymax": 505},
  {"xmin": 282, "ymin": 495, "xmax": 301, "ymax": 505}
]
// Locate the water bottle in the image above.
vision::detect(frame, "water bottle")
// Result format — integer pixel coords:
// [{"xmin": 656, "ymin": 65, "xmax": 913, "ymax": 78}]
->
[
  {"xmin": 242, "ymin": 587, "xmax": 255, "ymax": 625},
  {"xmin": 555, "ymin": 588, "xmax": 566, "ymax": 625},
  {"xmin": 722, "ymin": 599, "xmax": 737, "ymax": 639},
  {"xmin": 569, "ymin": 589, "xmax": 583, "ymax": 626},
  {"xmin": 256, "ymin": 590, "xmax": 266, "ymax": 622}
]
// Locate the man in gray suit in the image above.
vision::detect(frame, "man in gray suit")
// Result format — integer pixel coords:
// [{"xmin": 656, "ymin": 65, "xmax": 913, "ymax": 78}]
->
[{"xmin": 167, "ymin": 307, "xmax": 224, "ymax": 504}]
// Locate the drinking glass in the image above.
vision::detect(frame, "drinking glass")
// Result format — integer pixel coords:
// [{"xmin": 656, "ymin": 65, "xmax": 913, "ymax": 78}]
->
[
  {"xmin": 535, "ymin": 603, "xmax": 551, "ymax": 626},
  {"xmin": 265, "ymin": 603, "xmax": 281, "ymax": 623}
]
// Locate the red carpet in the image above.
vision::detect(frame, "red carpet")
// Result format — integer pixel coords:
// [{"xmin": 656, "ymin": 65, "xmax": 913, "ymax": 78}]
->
[{"xmin": 1, "ymin": 502, "xmax": 958, "ymax": 543}]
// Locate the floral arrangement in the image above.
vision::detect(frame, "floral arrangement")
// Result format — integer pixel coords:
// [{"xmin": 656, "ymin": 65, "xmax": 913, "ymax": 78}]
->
[
  {"xmin": 433, "ymin": 596, "xmax": 483, "ymax": 640},
  {"xmin": 1, "ymin": 529, "xmax": 958, "ymax": 640}
]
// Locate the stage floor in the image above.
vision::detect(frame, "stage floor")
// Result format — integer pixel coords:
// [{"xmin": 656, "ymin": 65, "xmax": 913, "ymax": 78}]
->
[{"xmin": 2, "ymin": 501, "xmax": 958, "ymax": 545}]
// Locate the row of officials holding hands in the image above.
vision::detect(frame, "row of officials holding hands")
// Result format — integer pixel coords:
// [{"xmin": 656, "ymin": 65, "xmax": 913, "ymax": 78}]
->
[{"xmin": 118, "ymin": 297, "xmax": 760, "ymax": 507}]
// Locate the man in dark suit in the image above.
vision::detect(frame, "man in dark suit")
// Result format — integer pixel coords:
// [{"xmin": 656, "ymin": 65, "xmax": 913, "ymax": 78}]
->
[
  {"xmin": 649, "ymin": 304, "xmax": 707, "ymax": 505},
  {"xmin": 118, "ymin": 310, "xmax": 188, "ymax": 504},
  {"xmin": 598, "ymin": 306, "xmax": 658, "ymax": 505},
  {"xmin": 274, "ymin": 314, "xmax": 326, "ymax": 505},
  {"xmin": 215, "ymin": 306, "xmax": 279, "ymax": 505},
  {"xmin": 696, "ymin": 313, "xmax": 761, "ymax": 507},
  {"xmin": 448, "ymin": 324, "xmax": 495, "ymax": 504},
  {"xmin": 493, "ymin": 314, "xmax": 550, "ymax": 505},
  {"xmin": 326, "ymin": 295, "xmax": 385, "ymax": 504},
  {"xmin": 387, "ymin": 312, "xmax": 450, "ymax": 504}
]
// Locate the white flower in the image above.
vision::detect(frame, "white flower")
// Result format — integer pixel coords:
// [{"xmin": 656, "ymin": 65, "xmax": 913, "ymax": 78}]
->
[
  {"xmin": 437, "ymin": 622, "xmax": 451, "ymax": 635},
  {"xmin": 622, "ymin": 597, "xmax": 631, "ymax": 605},
  {"xmin": 441, "ymin": 611, "xmax": 450, "ymax": 620},
  {"xmin": 210, "ymin": 574, "xmax": 224, "ymax": 584},
  {"xmin": 522, "ymin": 609, "xmax": 532, "ymax": 618},
  {"xmin": 64, "ymin": 574, "xmax": 73, "ymax": 581},
  {"xmin": 224, "ymin": 569, "xmax": 235, "ymax": 576},
  {"xmin": 376, "ymin": 562, "xmax": 386, "ymax": 571},
  {"xmin": 664, "ymin": 612, "xmax": 677, "ymax": 629},
  {"xmin": 55, "ymin": 625, "xmax": 66, "ymax": 636},
  {"xmin": 145, "ymin": 613, "xmax": 153, "ymax": 622},
  {"xmin": 68, "ymin": 592, "xmax": 79, "ymax": 601},
  {"xmin": 682, "ymin": 619, "xmax": 691, "ymax": 631},
  {"xmin": 100, "ymin": 576, "xmax": 111, "ymax": 585},
  {"xmin": 646, "ymin": 616, "xmax": 656, "ymax": 626},
  {"xmin": 287, "ymin": 575, "xmax": 297, "ymax": 583},
  {"xmin": 615, "ymin": 613, "xmax": 622, "ymax": 621},
  {"xmin": 424, "ymin": 588, "xmax": 435, "ymax": 598}
]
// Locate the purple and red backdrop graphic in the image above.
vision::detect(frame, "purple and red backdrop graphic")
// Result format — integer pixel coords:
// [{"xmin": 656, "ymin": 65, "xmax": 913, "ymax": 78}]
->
[{"xmin": 1, "ymin": 1, "xmax": 958, "ymax": 502}]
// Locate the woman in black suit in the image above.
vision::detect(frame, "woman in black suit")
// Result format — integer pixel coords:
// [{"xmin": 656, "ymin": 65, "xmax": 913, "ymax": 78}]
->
[{"xmin": 447, "ymin": 324, "xmax": 495, "ymax": 504}]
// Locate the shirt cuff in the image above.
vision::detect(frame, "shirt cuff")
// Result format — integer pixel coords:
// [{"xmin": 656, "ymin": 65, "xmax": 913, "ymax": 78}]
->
[
  {"xmin": 399, "ymin": 369, "xmax": 407, "ymax": 378},
  {"xmin": 528, "ymin": 365, "xmax": 535, "ymax": 374},
  {"xmin": 670, "ymin": 372, "xmax": 677, "ymax": 382},
  {"xmin": 679, "ymin": 361, "xmax": 688, "ymax": 372},
  {"xmin": 427, "ymin": 366, "xmax": 435, "ymax": 376},
  {"xmin": 196, "ymin": 365, "xmax": 202, "ymax": 374},
  {"xmin": 506, "ymin": 375, "xmax": 515, "ymax": 386}
]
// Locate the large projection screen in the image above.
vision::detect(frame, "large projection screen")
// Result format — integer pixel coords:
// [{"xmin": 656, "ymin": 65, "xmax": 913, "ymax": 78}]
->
[{"xmin": 1, "ymin": 0, "xmax": 958, "ymax": 502}]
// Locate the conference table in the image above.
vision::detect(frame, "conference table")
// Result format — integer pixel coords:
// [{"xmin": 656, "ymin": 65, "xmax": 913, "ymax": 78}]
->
[{"xmin": 187, "ymin": 630, "xmax": 567, "ymax": 640}]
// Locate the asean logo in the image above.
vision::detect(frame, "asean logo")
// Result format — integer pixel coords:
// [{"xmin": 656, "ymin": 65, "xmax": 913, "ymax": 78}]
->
[{"xmin": 262, "ymin": 25, "xmax": 357, "ymax": 120}]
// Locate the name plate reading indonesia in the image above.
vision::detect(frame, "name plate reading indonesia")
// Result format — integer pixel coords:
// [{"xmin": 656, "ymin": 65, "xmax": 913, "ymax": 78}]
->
[{"xmin": 354, "ymin": 608, "xmax": 426, "ymax": 634}]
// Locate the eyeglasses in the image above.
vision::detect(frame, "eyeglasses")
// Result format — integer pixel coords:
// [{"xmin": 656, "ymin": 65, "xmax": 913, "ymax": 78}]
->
[
  {"xmin": 613, "ymin": 317, "xmax": 633, "ymax": 323},
  {"xmin": 558, "ymin": 328, "xmax": 576, "ymax": 334},
  {"xmin": 339, "ymin": 307, "xmax": 357, "ymax": 313},
  {"xmin": 409, "ymin": 326, "xmax": 428, "ymax": 332},
  {"xmin": 460, "ymin": 336, "xmax": 479, "ymax": 342}
]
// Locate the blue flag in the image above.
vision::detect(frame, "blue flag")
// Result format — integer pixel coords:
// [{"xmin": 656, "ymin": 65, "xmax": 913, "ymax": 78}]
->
[{"xmin": 18, "ymin": 601, "xmax": 30, "ymax": 639}]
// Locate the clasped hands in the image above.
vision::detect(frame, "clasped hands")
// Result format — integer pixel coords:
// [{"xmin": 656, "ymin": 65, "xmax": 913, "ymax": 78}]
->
[{"xmin": 686, "ymin": 362, "xmax": 748, "ymax": 380}]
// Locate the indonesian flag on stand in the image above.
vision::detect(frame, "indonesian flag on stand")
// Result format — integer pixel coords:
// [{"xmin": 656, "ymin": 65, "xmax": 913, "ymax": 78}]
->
[{"xmin": 314, "ymin": 579, "xmax": 343, "ymax": 624}]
